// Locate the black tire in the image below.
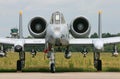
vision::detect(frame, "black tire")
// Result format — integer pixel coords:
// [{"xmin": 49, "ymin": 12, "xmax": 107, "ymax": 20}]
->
[
  {"xmin": 50, "ymin": 63, "xmax": 55, "ymax": 73},
  {"xmin": 97, "ymin": 60, "xmax": 102, "ymax": 71},
  {"xmin": 17, "ymin": 60, "xmax": 22, "ymax": 71}
]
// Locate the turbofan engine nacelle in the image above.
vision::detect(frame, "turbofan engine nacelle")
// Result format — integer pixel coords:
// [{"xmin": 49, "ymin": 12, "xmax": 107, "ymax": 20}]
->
[
  {"xmin": 28, "ymin": 17, "xmax": 47, "ymax": 38},
  {"xmin": 70, "ymin": 17, "xmax": 91, "ymax": 38}
]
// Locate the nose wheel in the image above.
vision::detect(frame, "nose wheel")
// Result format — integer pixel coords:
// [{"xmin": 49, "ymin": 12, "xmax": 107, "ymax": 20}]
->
[{"xmin": 50, "ymin": 63, "xmax": 55, "ymax": 73}]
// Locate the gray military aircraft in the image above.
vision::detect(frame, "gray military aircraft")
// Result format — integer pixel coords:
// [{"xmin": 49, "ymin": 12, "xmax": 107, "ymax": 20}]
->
[{"xmin": 0, "ymin": 11, "xmax": 119, "ymax": 73}]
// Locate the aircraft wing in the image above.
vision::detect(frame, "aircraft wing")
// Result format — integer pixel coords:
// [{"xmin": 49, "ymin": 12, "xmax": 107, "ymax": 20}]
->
[
  {"xmin": 0, "ymin": 38, "xmax": 16, "ymax": 45},
  {"xmin": 0, "ymin": 38, "xmax": 45, "ymax": 46},
  {"xmin": 101, "ymin": 37, "xmax": 120, "ymax": 44},
  {"xmin": 24, "ymin": 39, "xmax": 45, "ymax": 45},
  {"xmin": 70, "ymin": 37, "xmax": 120, "ymax": 45},
  {"xmin": 70, "ymin": 38, "xmax": 93, "ymax": 45},
  {"xmin": 70, "ymin": 37, "xmax": 120, "ymax": 49}
]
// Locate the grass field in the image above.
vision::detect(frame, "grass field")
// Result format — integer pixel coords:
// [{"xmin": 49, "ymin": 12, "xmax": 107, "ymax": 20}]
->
[{"xmin": 0, "ymin": 52, "xmax": 120, "ymax": 72}]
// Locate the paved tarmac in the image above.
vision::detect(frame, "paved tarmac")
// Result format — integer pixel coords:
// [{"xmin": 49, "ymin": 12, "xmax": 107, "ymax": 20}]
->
[{"xmin": 0, "ymin": 72, "xmax": 120, "ymax": 79}]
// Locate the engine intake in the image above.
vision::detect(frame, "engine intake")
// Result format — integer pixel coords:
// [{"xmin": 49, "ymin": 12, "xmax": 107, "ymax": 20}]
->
[
  {"xmin": 28, "ymin": 17, "xmax": 47, "ymax": 38},
  {"xmin": 70, "ymin": 17, "xmax": 91, "ymax": 38}
]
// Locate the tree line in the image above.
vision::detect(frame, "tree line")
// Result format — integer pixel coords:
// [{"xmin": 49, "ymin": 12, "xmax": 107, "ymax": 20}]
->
[{"xmin": 90, "ymin": 32, "xmax": 120, "ymax": 38}]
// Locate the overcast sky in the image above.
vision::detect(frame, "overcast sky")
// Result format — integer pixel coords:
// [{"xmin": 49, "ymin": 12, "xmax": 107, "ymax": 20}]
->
[{"xmin": 0, "ymin": 0, "xmax": 120, "ymax": 37}]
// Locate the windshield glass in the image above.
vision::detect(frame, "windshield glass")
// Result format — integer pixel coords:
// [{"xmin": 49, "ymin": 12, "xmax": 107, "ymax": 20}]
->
[
  {"xmin": 55, "ymin": 14, "xmax": 60, "ymax": 21},
  {"xmin": 50, "ymin": 11, "xmax": 66, "ymax": 24}
]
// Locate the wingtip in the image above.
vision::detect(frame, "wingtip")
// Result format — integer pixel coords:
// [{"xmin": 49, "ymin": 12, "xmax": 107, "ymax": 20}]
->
[
  {"xmin": 19, "ymin": 10, "xmax": 23, "ymax": 15},
  {"xmin": 98, "ymin": 10, "xmax": 102, "ymax": 14}
]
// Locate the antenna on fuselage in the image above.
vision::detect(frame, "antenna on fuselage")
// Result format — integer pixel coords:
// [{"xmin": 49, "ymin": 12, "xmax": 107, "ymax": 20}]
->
[
  {"xmin": 19, "ymin": 10, "xmax": 23, "ymax": 38},
  {"xmin": 98, "ymin": 10, "xmax": 102, "ymax": 38}
]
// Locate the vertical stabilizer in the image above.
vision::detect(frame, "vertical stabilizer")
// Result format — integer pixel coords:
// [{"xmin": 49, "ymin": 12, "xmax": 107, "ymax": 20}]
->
[
  {"xmin": 98, "ymin": 10, "xmax": 102, "ymax": 38},
  {"xmin": 19, "ymin": 10, "xmax": 23, "ymax": 38}
]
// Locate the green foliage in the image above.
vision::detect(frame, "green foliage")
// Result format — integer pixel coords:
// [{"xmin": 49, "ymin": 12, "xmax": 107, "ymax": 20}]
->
[
  {"xmin": 90, "ymin": 32, "xmax": 120, "ymax": 38},
  {"xmin": 90, "ymin": 32, "xmax": 98, "ymax": 38},
  {"xmin": 69, "ymin": 61, "xmax": 74, "ymax": 69}
]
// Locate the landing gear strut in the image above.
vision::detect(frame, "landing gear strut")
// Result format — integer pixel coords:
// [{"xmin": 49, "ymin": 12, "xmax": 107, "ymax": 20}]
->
[
  {"xmin": 17, "ymin": 51, "xmax": 25, "ymax": 71},
  {"xmin": 93, "ymin": 50, "xmax": 102, "ymax": 71},
  {"xmin": 48, "ymin": 48, "xmax": 55, "ymax": 73}
]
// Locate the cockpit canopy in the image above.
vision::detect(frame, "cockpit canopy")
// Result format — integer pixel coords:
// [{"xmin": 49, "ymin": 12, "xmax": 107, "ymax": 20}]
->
[{"xmin": 50, "ymin": 11, "xmax": 66, "ymax": 24}]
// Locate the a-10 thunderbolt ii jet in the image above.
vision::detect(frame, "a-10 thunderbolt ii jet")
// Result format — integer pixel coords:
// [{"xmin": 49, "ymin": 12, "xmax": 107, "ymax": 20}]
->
[{"xmin": 0, "ymin": 11, "xmax": 119, "ymax": 73}]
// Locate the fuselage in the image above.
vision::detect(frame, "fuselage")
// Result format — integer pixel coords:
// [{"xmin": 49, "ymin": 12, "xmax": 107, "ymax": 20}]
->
[
  {"xmin": 45, "ymin": 11, "xmax": 69, "ymax": 47},
  {"xmin": 46, "ymin": 24, "xmax": 69, "ymax": 46}
]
